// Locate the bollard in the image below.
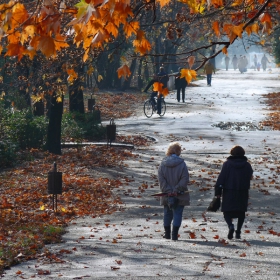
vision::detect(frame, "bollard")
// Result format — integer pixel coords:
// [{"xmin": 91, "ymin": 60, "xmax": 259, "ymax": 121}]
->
[
  {"xmin": 92, "ymin": 105, "xmax": 101, "ymax": 123},
  {"xmin": 88, "ymin": 95, "xmax": 95, "ymax": 112},
  {"xmin": 106, "ymin": 118, "xmax": 116, "ymax": 147},
  {"xmin": 48, "ymin": 162, "xmax": 62, "ymax": 211}
]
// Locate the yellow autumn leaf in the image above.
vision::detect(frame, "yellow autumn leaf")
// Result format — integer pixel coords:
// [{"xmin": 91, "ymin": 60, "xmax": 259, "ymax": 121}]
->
[
  {"xmin": 181, "ymin": 69, "xmax": 197, "ymax": 84},
  {"xmin": 61, "ymin": 207, "xmax": 66, "ymax": 212},
  {"xmin": 98, "ymin": 75, "xmax": 103, "ymax": 82},
  {"xmin": 40, "ymin": 205, "xmax": 45, "ymax": 211},
  {"xmin": 56, "ymin": 96, "xmax": 62, "ymax": 102}
]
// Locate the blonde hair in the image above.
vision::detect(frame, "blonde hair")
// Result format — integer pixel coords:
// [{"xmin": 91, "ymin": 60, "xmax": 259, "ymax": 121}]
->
[{"xmin": 166, "ymin": 142, "xmax": 181, "ymax": 156}]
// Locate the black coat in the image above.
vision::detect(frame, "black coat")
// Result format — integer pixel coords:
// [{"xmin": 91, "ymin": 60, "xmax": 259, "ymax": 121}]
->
[
  {"xmin": 215, "ymin": 156, "xmax": 253, "ymax": 212},
  {"xmin": 175, "ymin": 73, "xmax": 187, "ymax": 89}
]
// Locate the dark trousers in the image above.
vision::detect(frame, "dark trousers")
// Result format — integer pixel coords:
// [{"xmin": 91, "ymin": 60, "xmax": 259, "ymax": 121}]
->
[
  {"xmin": 223, "ymin": 211, "xmax": 245, "ymax": 231},
  {"xmin": 176, "ymin": 87, "xmax": 185, "ymax": 102},
  {"xmin": 206, "ymin": 74, "xmax": 212, "ymax": 85}
]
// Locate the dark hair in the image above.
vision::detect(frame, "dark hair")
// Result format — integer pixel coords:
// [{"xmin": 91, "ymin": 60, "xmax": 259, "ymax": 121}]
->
[{"xmin": 230, "ymin": 145, "xmax": 245, "ymax": 156}]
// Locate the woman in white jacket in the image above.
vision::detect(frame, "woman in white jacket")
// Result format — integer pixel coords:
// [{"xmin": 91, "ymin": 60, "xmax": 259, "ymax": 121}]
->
[{"xmin": 158, "ymin": 142, "xmax": 190, "ymax": 240}]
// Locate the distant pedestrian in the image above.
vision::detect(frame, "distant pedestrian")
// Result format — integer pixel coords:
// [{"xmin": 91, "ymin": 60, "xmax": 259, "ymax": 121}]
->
[
  {"xmin": 175, "ymin": 68, "xmax": 188, "ymax": 102},
  {"xmin": 214, "ymin": 146, "xmax": 253, "ymax": 240},
  {"xmin": 158, "ymin": 142, "xmax": 190, "ymax": 241},
  {"xmin": 253, "ymin": 54, "xmax": 258, "ymax": 71},
  {"xmin": 225, "ymin": 56, "xmax": 230, "ymax": 71},
  {"xmin": 261, "ymin": 54, "xmax": 269, "ymax": 71},
  {"xmin": 204, "ymin": 61, "xmax": 215, "ymax": 86},
  {"xmin": 232, "ymin": 55, "xmax": 238, "ymax": 70}
]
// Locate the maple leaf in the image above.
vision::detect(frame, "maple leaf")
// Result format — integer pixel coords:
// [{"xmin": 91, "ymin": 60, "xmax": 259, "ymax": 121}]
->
[
  {"xmin": 6, "ymin": 43, "xmax": 25, "ymax": 60},
  {"xmin": 117, "ymin": 64, "xmax": 131, "ymax": 79},
  {"xmin": 157, "ymin": 0, "xmax": 171, "ymax": 8},
  {"xmin": 212, "ymin": 21, "xmax": 220, "ymax": 37},
  {"xmin": 153, "ymin": 82, "xmax": 163, "ymax": 93},
  {"xmin": 124, "ymin": 21, "xmax": 139, "ymax": 38},
  {"xmin": 38, "ymin": 36, "xmax": 56, "ymax": 57},
  {"xmin": 180, "ymin": 69, "xmax": 197, "ymax": 84},
  {"xmin": 67, "ymin": 69, "xmax": 78, "ymax": 82},
  {"xmin": 222, "ymin": 47, "xmax": 228, "ymax": 55},
  {"xmin": 161, "ymin": 87, "xmax": 169, "ymax": 97},
  {"xmin": 188, "ymin": 56, "xmax": 195, "ymax": 69}
]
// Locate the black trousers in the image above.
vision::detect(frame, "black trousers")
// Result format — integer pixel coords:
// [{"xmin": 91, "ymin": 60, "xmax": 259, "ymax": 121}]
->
[
  {"xmin": 223, "ymin": 211, "xmax": 245, "ymax": 231},
  {"xmin": 176, "ymin": 87, "xmax": 185, "ymax": 102}
]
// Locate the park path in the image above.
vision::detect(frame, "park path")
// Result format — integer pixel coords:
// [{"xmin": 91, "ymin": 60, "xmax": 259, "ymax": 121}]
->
[{"xmin": 3, "ymin": 69, "xmax": 280, "ymax": 280}]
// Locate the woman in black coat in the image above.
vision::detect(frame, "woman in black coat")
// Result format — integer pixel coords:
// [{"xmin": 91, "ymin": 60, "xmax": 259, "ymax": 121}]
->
[{"xmin": 215, "ymin": 146, "xmax": 253, "ymax": 240}]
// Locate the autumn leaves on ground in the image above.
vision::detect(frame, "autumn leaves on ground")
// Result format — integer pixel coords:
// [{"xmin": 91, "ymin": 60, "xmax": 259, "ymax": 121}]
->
[
  {"xmin": 0, "ymin": 92, "xmax": 149, "ymax": 273},
  {"xmin": 0, "ymin": 90, "xmax": 280, "ymax": 274}
]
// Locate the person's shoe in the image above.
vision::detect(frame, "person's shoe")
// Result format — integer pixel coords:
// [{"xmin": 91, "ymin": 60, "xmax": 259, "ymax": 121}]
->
[
  {"xmin": 235, "ymin": 230, "xmax": 241, "ymax": 239},
  {"xmin": 182, "ymin": 100, "xmax": 185, "ymax": 103},
  {"xmin": 163, "ymin": 226, "xmax": 171, "ymax": 239},
  {"xmin": 228, "ymin": 225, "xmax": 234, "ymax": 240},
  {"xmin": 172, "ymin": 226, "xmax": 180, "ymax": 241}
]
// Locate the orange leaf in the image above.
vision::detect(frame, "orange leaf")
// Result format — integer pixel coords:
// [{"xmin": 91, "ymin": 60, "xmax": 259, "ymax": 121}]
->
[
  {"xmin": 38, "ymin": 36, "xmax": 56, "ymax": 57},
  {"xmin": 240, "ymin": 252, "xmax": 246, "ymax": 257},
  {"xmin": 117, "ymin": 64, "xmax": 131, "ymax": 79},
  {"xmin": 222, "ymin": 47, "xmax": 228, "ymax": 55},
  {"xmin": 153, "ymin": 82, "xmax": 163, "ymax": 92},
  {"xmin": 161, "ymin": 87, "xmax": 169, "ymax": 97},
  {"xmin": 213, "ymin": 21, "xmax": 220, "ymax": 37},
  {"xmin": 188, "ymin": 56, "xmax": 196, "ymax": 69},
  {"xmin": 157, "ymin": 0, "xmax": 171, "ymax": 7}
]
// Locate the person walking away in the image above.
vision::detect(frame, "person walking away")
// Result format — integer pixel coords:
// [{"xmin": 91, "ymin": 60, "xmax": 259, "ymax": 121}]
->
[
  {"xmin": 175, "ymin": 68, "xmax": 188, "ymax": 102},
  {"xmin": 204, "ymin": 61, "xmax": 215, "ymax": 86},
  {"xmin": 261, "ymin": 54, "xmax": 269, "ymax": 71},
  {"xmin": 225, "ymin": 56, "xmax": 230, "ymax": 71},
  {"xmin": 158, "ymin": 142, "xmax": 190, "ymax": 241},
  {"xmin": 243, "ymin": 56, "xmax": 248, "ymax": 72},
  {"xmin": 253, "ymin": 54, "xmax": 258, "ymax": 71},
  {"xmin": 238, "ymin": 56, "xmax": 245, "ymax": 73},
  {"xmin": 232, "ymin": 55, "xmax": 238, "ymax": 70},
  {"xmin": 214, "ymin": 146, "xmax": 253, "ymax": 240}
]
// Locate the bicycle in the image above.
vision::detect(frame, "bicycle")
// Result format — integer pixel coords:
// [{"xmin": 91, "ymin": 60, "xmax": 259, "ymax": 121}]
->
[{"xmin": 143, "ymin": 92, "xmax": 166, "ymax": 118}]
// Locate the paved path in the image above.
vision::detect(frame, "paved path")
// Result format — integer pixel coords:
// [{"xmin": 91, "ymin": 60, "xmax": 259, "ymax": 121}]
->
[{"xmin": 3, "ymin": 69, "xmax": 280, "ymax": 279}]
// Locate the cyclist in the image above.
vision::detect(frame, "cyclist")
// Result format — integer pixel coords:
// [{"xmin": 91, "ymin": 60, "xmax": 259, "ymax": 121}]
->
[{"xmin": 143, "ymin": 74, "xmax": 158, "ymax": 110}]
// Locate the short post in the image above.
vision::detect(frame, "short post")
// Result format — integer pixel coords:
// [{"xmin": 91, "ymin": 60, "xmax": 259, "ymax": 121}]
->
[
  {"xmin": 88, "ymin": 94, "xmax": 95, "ymax": 112},
  {"xmin": 106, "ymin": 118, "xmax": 116, "ymax": 147},
  {"xmin": 93, "ymin": 105, "xmax": 101, "ymax": 123},
  {"xmin": 48, "ymin": 162, "xmax": 62, "ymax": 211}
]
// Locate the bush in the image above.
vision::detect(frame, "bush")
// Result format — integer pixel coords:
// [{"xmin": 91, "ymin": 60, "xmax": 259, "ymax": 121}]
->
[
  {"xmin": 61, "ymin": 112, "xmax": 106, "ymax": 142},
  {"xmin": 0, "ymin": 140, "xmax": 19, "ymax": 168},
  {"xmin": 6, "ymin": 109, "xmax": 48, "ymax": 149}
]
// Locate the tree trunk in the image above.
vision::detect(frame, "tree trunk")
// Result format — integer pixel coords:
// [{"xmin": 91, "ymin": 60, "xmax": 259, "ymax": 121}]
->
[
  {"xmin": 46, "ymin": 92, "xmax": 64, "ymax": 155},
  {"xmin": 69, "ymin": 77, "xmax": 85, "ymax": 113}
]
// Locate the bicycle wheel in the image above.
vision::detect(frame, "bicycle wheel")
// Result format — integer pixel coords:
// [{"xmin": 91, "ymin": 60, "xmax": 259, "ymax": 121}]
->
[
  {"xmin": 144, "ymin": 99, "xmax": 154, "ymax": 118},
  {"xmin": 159, "ymin": 99, "xmax": 166, "ymax": 116}
]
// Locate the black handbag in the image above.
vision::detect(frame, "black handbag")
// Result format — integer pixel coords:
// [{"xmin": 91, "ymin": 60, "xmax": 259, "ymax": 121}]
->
[{"xmin": 207, "ymin": 196, "xmax": 221, "ymax": 212}]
